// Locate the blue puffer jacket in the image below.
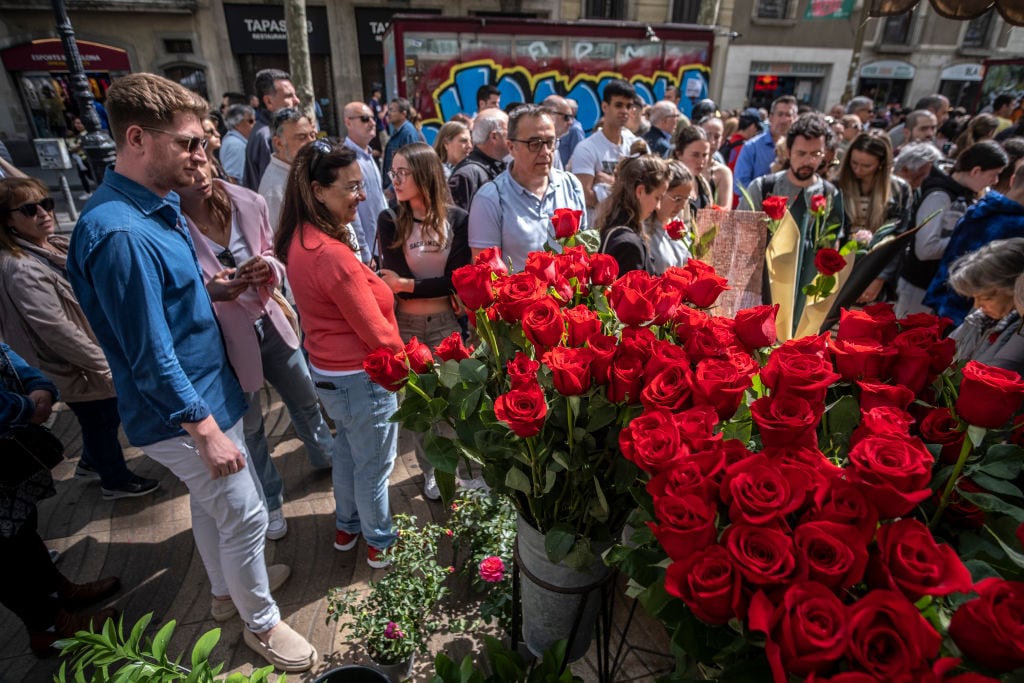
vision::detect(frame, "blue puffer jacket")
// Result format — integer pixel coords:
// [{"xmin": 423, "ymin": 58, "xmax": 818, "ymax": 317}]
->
[{"xmin": 924, "ymin": 191, "xmax": 1024, "ymax": 326}]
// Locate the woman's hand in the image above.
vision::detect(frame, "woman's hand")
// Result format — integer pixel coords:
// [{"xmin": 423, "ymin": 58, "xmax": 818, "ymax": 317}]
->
[
  {"xmin": 206, "ymin": 268, "xmax": 249, "ymax": 302},
  {"xmin": 378, "ymin": 268, "xmax": 413, "ymax": 294},
  {"xmin": 239, "ymin": 256, "xmax": 273, "ymax": 286},
  {"xmin": 28, "ymin": 389, "xmax": 53, "ymax": 424}
]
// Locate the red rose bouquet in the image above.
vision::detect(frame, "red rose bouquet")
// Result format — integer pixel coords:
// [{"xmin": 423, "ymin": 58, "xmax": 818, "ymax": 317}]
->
[{"xmin": 802, "ymin": 193, "xmax": 856, "ymax": 299}]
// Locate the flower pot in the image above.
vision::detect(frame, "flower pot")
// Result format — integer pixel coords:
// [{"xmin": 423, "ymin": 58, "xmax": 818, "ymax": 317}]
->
[
  {"xmin": 312, "ymin": 665, "xmax": 391, "ymax": 683},
  {"xmin": 515, "ymin": 514, "xmax": 612, "ymax": 662},
  {"xmin": 369, "ymin": 652, "xmax": 415, "ymax": 683}
]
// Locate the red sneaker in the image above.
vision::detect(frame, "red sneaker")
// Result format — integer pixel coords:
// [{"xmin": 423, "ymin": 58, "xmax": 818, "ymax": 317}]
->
[
  {"xmin": 367, "ymin": 546, "xmax": 392, "ymax": 569},
  {"xmin": 334, "ymin": 529, "xmax": 360, "ymax": 551}
]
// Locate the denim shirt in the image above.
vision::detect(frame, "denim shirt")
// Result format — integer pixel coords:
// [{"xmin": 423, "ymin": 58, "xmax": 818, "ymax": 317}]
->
[
  {"xmin": 734, "ymin": 129, "xmax": 778, "ymax": 192},
  {"xmin": 67, "ymin": 168, "xmax": 246, "ymax": 446}
]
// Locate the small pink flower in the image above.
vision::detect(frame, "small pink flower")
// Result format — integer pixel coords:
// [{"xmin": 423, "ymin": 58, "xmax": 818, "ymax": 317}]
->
[
  {"xmin": 384, "ymin": 621, "xmax": 404, "ymax": 639},
  {"xmin": 479, "ymin": 556, "xmax": 506, "ymax": 583},
  {"xmin": 445, "ymin": 528, "xmax": 453, "ymax": 537},
  {"xmin": 447, "ymin": 566, "xmax": 455, "ymax": 573}
]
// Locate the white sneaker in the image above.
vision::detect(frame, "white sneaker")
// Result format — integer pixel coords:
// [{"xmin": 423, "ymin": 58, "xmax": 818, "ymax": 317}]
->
[
  {"xmin": 266, "ymin": 508, "xmax": 288, "ymax": 540},
  {"xmin": 423, "ymin": 471, "xmax": 440, "ymax": 500},
  {"xmin": 458, "ymin": 476, "xmax": 490, "ymax": 492},
  {"xmin": 77, "ymin": 192, "xmax": 92, "ymax": 201}
]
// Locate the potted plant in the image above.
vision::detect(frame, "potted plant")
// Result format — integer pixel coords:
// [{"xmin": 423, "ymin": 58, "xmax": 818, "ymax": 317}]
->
[
  {"xmin": 363, "ymin": 213, "xmax": 745, "ymax": 660},
  {"xmin": 326, "ymin": 514, "xmax": 451, "ymax": 682},
  {"xmin": 449, "ymin": 490, "xmax": 516, "ymax": 633}
]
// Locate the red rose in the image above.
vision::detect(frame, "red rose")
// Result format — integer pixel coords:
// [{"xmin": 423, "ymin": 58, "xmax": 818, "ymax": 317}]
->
[
  {"xmin": 521, "ymin": 297, "xmax": 565, "ymax": 349},
  {"xmin": 814, "ymin": 248, "xmax": 847, "ymax": 276},
  {"xmin": 949, "ymin": 577, "xmax": 1024, "ymax": 672},
  {"xmin": 363, "ymin": 346, "xmax": 409, "ymax": 392},
  {"xmin": 434, "ymin": 331, "xmax": 472, "ymax": 362},
  {"xmin": 473, "ymin": 246, "xmax": 508, "ymax": 275},
  {"xmin": 838, "ymin": 305, "xmax": 898, "ymax": 343},
  {"xmin": 542, "ymin": 346, "xmax": 593, "ymax": 396},
  {"xmin": 619, "ymin": 409, "xmax": 685, "ymax": 475},
  {"xmin": 608, "ymin": 347, "xmax": 645, "ymax": 404},
  {"xmin": 644, "ymin": 339, "xmax": 690, "ymax": 378},
  {"xmin": 868, "ymin": 518, "xmax": 972, "ymax": 601},
  {"xmin": 803, "ymin": 476, "xmax": 879, "ymax": 545},
  {"xmin": 506, "ymin": 352, "xmax": 540, "ymax": 389},
  {"xmin": 810, "ymin": 193, "xmax": 827, "ymax": 215},
  {"xmin": 956, "ymin": 360, "xmax": 1024, "ymax": 429},
  {"xmin": 750, "ymin": 394, "xmax": 821, "ymax": 449},
  {"xmin": 608, "ymin": 270, "xmax": 658, "ymax": 326},
  {"xmin": 899, "ymin": 311, "xmax": 952, "ymax": 335},
  {"xmin": 892, "ymin": 327, "xmax": 955, "ymax": 394},
  {"xmin": 588, "ymin": 252, "xmax": 619, "ymax": 286},
  {"xmin": 563, "ymin": 305, "xmax": 602, "ymax": 347},
  {"xmin": 664, "ymin": 544, "xmax": 745, "ymax": 625},
  {"xmin": 551, "ymin": 207, "xmax": 583, "ymax": 239},
  {"xmin": 404, "ymin": 337, "xmax": 434, "ymax": 373},
  {"xmin": 846, "ymin": 434, "xmax": 934, "ymax": 520},
  {"xmin": 524, "ymin": 251, "xmax": 558, "ymax": 284},
  {"xmin": 857, "ymin": 381, "xmax": 914, "ymax": 412},
  {"xmin": 493, "ymin": 382, "xmax": 547, "ymax": 437},
  {"xmin": 846, "ymin": 590, "xmax": 941, "ymax": 682},
  {"xmin": 939, "ymin": 477, "xmax": 986, "ymax": 529},
  {"xmin": 649, "ymin": 493, "xmax": 718, "ymax": 561},
  {"xmin": 652, "ymin": 277, "xmax": 686, "ymax": 325},
  {"xmin": 693, "ymin": 357, "xmax": 752, "ymax": 420},
  {"xmin": 762, "ymin": 195, "xmax": 788, "ymax": 221},
  {"xmin": 640, "ymin": 364, "xmax": 694, "ymax": 412},
  {"xmin": 683, "ymin": 322, "xmax": 732, "ymax": 362},
  {"xmin": 830, "ymin": 337, "xmax": 896, "ymax": 382},
  {"xmin": 664, "ymin": 218, "xmax": 687, "ymax": 240},
  {"xmin": 673, "ymin": 406, "xmax": 721, "ymax": 448},
  {"xmin": 451, "ymin": 263, "xmax": 495, "ymax": 311},
  {"xmin": 919, "ymin": 407, "xmax": 966, "ymax": 464},
  {"xmin": 683, "ymin": 259, "xmax": 730, "ymax": 308},
  {"xmin": 850, "ymin": 406, "xmax": 915, "ymax": 446},
  {"xmin": 493, "ymin": 272, "xmax": 548, "ymax": 322},
  {"xmin": 794, "ymin": 521, "xmax": 869, "ymax": 592},
  {"xmin": 585, "ymin": 334, "xmax": 617, "ymax": 385},
  {"xmin": 647, "ymin": 449, "xmax": 726, "ymax": 503},
  {"xmin": 554, "ymin": 245, "xmax": 591, "ymax": 286},
  {"xmin": 761, "ymin": 335, "xmax": 840, "ymax": 404},
  {"xmin": 748, "ymin": 582, "xmax": 848, "ymax": 682},
  {"xmin": 734, "ymin": 304, "xmax": 779, "ymax": 350},
  {"xmin": 723, "ymin": 523, "xmax": 797, "ymax": 587},
  {"xmin": 720, "ymin": 453, "xmax": 809, "ymax": 526}
]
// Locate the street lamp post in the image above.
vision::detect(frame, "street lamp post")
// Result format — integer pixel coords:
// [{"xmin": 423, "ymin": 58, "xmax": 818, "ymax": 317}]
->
[{"xmin": 52, "ymin": 0, "xmax": 116, "ymax": 184}]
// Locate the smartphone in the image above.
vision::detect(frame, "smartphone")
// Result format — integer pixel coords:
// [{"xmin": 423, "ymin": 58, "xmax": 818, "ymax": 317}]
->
[{"xmin": 230, "ymin": 255, "xmax": 260, "ymax": 279}]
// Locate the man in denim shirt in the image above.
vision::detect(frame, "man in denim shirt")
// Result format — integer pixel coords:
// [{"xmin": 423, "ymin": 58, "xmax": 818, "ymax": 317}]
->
[{"xmin": 66, "ymin": 73, "xmax": 316, "ymax": 673}]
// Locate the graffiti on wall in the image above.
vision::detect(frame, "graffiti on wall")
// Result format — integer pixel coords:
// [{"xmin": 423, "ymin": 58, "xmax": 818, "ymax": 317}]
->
[{"xmin": 415, "ymin": 58, "xmax": 710, "ymax": 145}]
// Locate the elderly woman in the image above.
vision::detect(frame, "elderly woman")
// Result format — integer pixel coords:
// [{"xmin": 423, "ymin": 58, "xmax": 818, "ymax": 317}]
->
[
  {"xmin": 0, "ymin": 342, "xmax": 119, "ymax": 655},
  {"xmin": 0, "ymin": 177, "xmax": 157, "ymax": 499},
  {"xmin": 948, "ymin": 237, "xmax": 1024, "ymax": 375}
]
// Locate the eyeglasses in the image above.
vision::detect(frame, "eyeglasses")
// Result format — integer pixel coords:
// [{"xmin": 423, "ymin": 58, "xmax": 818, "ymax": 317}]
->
[
  {"xmin": 347, "ymin": 115, "xmax": 373, "ymax": 123},
  {"xmin": 340, "ymin": 181, "xmax": 366, "ymax": 196},
  {"xmin": 10, "ymin": 197, "xmax": 55, "ymax": 217},
  {"xmin": 309, "ymin": 138, "xmax": 333, "ymax": 178},
  {"xmin": 387, "ymin": 168, "xmax": 413, "ymax": 182},
  {"xmin": 665, "ymin": 194, "xmax": 688, "ymax": 203},
  {"xmin": 139, "ymin": 126, "xmax": 208, "ymax": 154},
  {"xmin": 510, "ymin": 137, "xmax": 558, "ymax": 153}
]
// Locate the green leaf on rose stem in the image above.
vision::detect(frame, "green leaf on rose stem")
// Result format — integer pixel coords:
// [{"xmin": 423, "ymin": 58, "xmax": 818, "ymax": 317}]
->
[
  {"xmin": 985, "ymin": 524, "xmax": 1024, "ymax": 570},
  {"xmin": 544, "ymin": 524, "xmax": 577, "ymax": 563},
  {"xmin": 438, "ymin": 359, "xmax": 461, "ymax": 389},
  {"xmin": 819, "ymin": 274, "xmax": 836, "ymax": 292},
  {"xmin": 589, "ymin": 475, "xmax": 610, "ymax": 521},
  {"xmin": 504, "ymin": 466, "xmax": 532, "ymax": 494},
  {"xmin": 563, "ymin": 538, "xmax": 595, "ymax": 570},
  {"xmin": 448, "ymin": 384, "xmax": 482, "ymax": 420},
  {"xmin": 977, "ymin": 443, "xmax": 1024, "ymax": 479},
  {"xmin": 416, "ymin": 372, "xmax": 438, "ymax": 395},
  {"xmin": 969, "ymin": 474, "xmax": 1024, "ymax": 499},
  {"xmin": 543, "ymin": 467, "xmax": 557, "ymax": 494},
  {"xmin": 551, "ymin": 449, "xmax": 571, "ymax": 471},
  {"xmin": 967, "ymin": 424, "xmax": 988, "ymax": 448},
  {"xmin": 459, "ymin": 358, "xmax": 489, "ymax": 384},
  {"xmin": 839, "ymin": 239, "xmax": 859, "ymax": 256},
  {"xmin": 960, "ymin": 490, "xmax": 1024, "ymax": 523},
  {"xmin": 585, "ymin": 393, "xmax": 618, "ymax": 431},
  {"xmin": 721, "ymin": 404, "xmax": 753, "ymax": 443},
  {"xmin": 427, "ymin": 397, "xmax": 450, "ymax": 419},
  {"xmin": 424, "ymin": 432, "xmax": 461, "ymax": 473},
  {"xmin": 966, "ymin": 555, "xmax": 1012, "ymax": 579}
]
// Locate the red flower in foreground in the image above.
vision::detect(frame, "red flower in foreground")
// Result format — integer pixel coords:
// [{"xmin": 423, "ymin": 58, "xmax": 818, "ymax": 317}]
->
[
  {"xmin": 404, "ymin": 337, "xmax": 433, "ymax": 373},
  {"xmin": 551, "ymin": 208, "xmax": 583, "ymax": 239},
  {"xmin": 363, "ymin": 347, "xmax": 409, "ymax": 392},
  {"xmin": 814, "ymin": 248, "xmax": 846, "ymax": 276},
  {"xmin": 434, "ymin": 331, "xmax": 472, "ymax": 362},
  {"xmin": 478, "ymin": 556, "xmax": 506, "ymax": 583},
  {"xmin": 956, "ymin": 360, "xmax": 1024, "ymax": 429},
  {"xmin": 493, "ymin": 382, "xmax": 547, "ymax": 437},
  {"xmin": 810, "ymin": 193, "xmax": 827, "ymax": 215},
  {"xmin": 664, "ymin": 219, "xmax": 687, "ymax": 240},
  {"xmin": 762, "ymin": 195, "xmax": 788, "ymax": 220},
  {"xmin": 950, "ymin": 578, "xmax": 1024, "ymax": 672}
]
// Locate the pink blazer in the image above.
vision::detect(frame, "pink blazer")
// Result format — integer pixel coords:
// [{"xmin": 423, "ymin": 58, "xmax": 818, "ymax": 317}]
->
[{"xmin": 185, "ymin": 181, "xmax": 298, "ymax": 392}]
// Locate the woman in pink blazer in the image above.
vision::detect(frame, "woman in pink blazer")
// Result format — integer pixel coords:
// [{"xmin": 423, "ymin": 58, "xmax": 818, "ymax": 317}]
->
[{"xmin": 179, "ymin": 158, "xmax": 332, "ymax": 547}]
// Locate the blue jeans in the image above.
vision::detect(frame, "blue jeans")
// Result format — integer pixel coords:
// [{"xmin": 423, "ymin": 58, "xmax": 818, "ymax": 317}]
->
[
  {"xmin": 244, "ymin": 317, "xmax": 333, "ymax": 511},
  {"xmin": 310, "ymin": 368, "xmax": 397, "ymax": 550},
  {"xmin": 66, "ymin": 397, "xmax": 132, "ymax": 488}
]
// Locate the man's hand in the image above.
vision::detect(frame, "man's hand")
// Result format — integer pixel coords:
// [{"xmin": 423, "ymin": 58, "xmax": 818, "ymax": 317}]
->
[
  {"xmin": 183, "ymin": 415, "xmax": 246, "ymax": 479},
  {"xmin": 28, "ymin": 389, "xmax": 53, "ymax": 424},
  {"xmin": 206, "ymin": 269, "xmax": 249, "ymax": 302}
]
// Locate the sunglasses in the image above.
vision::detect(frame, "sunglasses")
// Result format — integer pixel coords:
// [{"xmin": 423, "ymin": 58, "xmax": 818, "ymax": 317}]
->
[
  {"xmin": 11, "ymin": 197, "xmax": 56, "ymax": 217},
  {"xmin": 309, "ymin": 138, "xmax": 333, "ymax": 178},
  {"xmin": 139, "ymin": 126, "xmax": 208, "ymax": 154},
  {"xmin": 216, "ymin": 248, "xmax": 236, "ymax": 270},
  {"xmin": 347, "ymin": 115, "xmax": 373, "ymax": 124}
]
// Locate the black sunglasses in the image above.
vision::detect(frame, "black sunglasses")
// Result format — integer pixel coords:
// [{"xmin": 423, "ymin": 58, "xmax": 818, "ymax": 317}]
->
[
  {"xmin": 216, "ymin": 248, "xmax": 236, "ymax": 270},
  {"xmin": 11, "ymin": 197, "xmax": 56, "ymax": 217},
  {"xmin": 139, "ymin": 126, "xmax": 208, "ymax": 154},
  {"xmin": 309, "ymin": 138, "xmax": 333, "ymax": 178},
  {"xmin": 347, "ymin": 115, "xmax": 373, "ymax": 123}
]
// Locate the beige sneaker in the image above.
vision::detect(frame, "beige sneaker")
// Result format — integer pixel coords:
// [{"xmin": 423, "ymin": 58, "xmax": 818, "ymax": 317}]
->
[
  {"xmin": 243, "ymin": 621, "xmax": 317, "ymax": 672},
  {"xmin": 210, "ymin": 564, "xmax": 292, "ymax": 622}
]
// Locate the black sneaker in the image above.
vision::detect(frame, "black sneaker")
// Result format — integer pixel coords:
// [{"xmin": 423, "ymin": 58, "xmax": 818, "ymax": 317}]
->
[
  {"xmin": 101, "ymin": 475, "xmax": 159, "ymax": 500},
  {"xmin": 74, "ymin": 462, "xmax": 101, "ymax": 480}
]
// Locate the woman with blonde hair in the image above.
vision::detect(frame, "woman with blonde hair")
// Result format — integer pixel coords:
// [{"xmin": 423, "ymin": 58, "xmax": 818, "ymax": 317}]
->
[
  {"xmin": 377, "ymin": 142, "xmax": 470, "ymax": 499},
  {"xmin": 433, "ymin": 121, "xmax": 473, "ymax": 179},
  {"xmin": 953, "ymin": 113, "xmax": 1000, "ymax": 156},
  {"xmin": 597, "ymin": 154, "xmax": 670, "ymax": 274}
]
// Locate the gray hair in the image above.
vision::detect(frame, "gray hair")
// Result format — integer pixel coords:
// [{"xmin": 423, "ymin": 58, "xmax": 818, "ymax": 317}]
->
[
  {"xmin": 893, "ymin": 142, "xmax": 942, "ymax": 173},
  {"xmin": 846, "ymin": 96, "xmax": 873, "ymax": 115},
  {"xmin": 508, "ymin": 104, "xmax": 553, "ymax": 139},
  {"xmin": 905, "ymin": 109, "xmax": 936, "ymax": 131},
  {"xmin": 949, "ymin": 238, "xmax": 1024, "ymax": 297},
  {"xmin": 472, "ymin": 108, "xmax": 509, "ymax": 145},
  {"xmin": 272, "ymin": 107, "xmax": 309, "ymax": 137},
  {"xmin": 650, "ymin": 100, "xmax": 680, "ymax": 126},
  {"xmin": 225, "ymin": 104, "xmax": 254, "ymax": 130}
]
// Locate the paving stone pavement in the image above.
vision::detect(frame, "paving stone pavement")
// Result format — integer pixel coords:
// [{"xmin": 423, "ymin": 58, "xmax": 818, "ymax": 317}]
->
[{"xmin": 0, "ymin": 387, "xmax": 672, "ymax": 682}]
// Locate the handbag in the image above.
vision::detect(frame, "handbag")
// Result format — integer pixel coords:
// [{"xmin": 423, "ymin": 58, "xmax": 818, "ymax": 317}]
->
[{"xmin": 0, "ymin": 424, "xmax": 65, "ymax": 485}]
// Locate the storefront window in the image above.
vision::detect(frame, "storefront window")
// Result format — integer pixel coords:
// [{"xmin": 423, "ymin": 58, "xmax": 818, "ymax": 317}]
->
[
  {"xmin": 584, "ymin": 0, "xmax": 627, "ymax": 20},
  {"xmin": 756, "ymin": 0, "xmax": 790, "ymax": 20},
  {"xmin": 962, "ymin": 10, "xmax": 993, "ymax": 49},
  {"xmin": 881, "ymin": 12, "xmax": 912, "ymax": 44}
]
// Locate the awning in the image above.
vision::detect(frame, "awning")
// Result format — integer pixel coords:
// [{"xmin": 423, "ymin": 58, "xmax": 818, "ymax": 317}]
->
[
  {"xmin": 868, "ymin": 0, "xmax": 1024, "ymax": 26},
  {"xmin": 1, "ymin": 39, "xmax": 130, "ymax": 72}
]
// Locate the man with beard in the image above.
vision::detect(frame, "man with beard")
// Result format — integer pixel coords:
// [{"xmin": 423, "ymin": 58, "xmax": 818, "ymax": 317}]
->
[
  {"xmin": 740, "ymin": 113, "xmax": 846, "ymax": 299},
  {"xmin": 67, "ymin": 73, "xmax": 316, "ymax": 673}
]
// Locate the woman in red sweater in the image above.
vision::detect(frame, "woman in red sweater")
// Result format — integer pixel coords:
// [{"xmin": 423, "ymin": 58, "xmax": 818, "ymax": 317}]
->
[{"xmin": 274, "ymin": 141, "xmax": 403, "ymax": 568}]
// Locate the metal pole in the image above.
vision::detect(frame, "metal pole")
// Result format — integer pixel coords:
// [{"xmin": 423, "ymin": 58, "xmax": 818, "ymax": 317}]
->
[{"xmin": 52, "ymin": 0, "xmax": 117, "ymax": 184}]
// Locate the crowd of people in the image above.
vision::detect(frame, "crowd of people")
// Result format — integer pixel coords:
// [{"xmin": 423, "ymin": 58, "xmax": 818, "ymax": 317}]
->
[{"xmin": 1, "ymin": 65, "xmax": 1023, "ymax": 672}]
